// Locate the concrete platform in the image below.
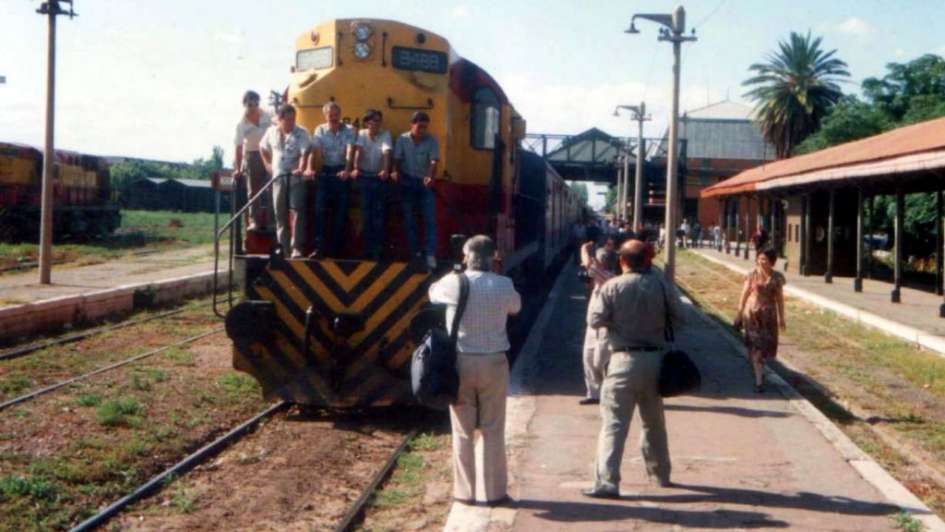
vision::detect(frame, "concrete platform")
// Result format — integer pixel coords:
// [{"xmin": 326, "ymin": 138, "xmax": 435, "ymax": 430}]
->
[
  {"xmin": 0, "ymin": 245, "xmax": 226, "ymax": 342},
  {"xmin": 444, "ymin": 264, "xmax": 944, "ymax": 531},
  {"xmin": 694, "ymin": 247, "xmax": 945, "ymax": 356}
]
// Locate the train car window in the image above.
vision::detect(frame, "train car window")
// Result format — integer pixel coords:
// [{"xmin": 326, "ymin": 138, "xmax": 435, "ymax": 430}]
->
[
  {"xmin": 471, "ymin": 88, "xmax": 500, "ymax": 150},
  {"xmin": 297, "ymin": 46, "xmax": 333, "ymax": 71}
]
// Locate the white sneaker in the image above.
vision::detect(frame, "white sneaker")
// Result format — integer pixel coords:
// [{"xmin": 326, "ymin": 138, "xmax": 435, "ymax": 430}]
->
[
  {"xmin": 425, "ymin": 255, "xmax": 437, "ymax": 270},
  {"xmin": 290, "ymin": 250, "xmax": 303, "ymax": 259}
]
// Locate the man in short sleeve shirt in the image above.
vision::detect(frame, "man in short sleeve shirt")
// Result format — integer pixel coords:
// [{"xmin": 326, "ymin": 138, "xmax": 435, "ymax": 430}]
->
[
  {"xmin": 392, "ymin": 111, "xmax": 440, "ymax": 269},
  {"xmin": 259, "ymin": 104, "xmax": 312, "ymax": 258},
  {"xmin": 233, "ymin": 90, "xmax": 273, "ymax": 231},
  {"xmin": 307, "ymin": 101, "xmax": 356, "ymax": 257},
  {"xmin": 352, "ymin": 109, "xmax": 392, "ymax": 260}
]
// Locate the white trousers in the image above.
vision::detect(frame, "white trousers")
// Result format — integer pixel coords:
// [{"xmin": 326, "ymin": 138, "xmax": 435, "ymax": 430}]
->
[
  {"xmin": 583, "ymin": 325, "xmax": 612, "ymax": 399},
  {"xmin": 448, "ymin": 352, "xmax": 509, "ymax": 502}
]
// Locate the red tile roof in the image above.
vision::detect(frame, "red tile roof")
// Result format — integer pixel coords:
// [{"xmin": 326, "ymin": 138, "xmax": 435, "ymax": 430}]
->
[{"xmin": 701, "ymin": 116, "xmax": 945, "ymax": 198}]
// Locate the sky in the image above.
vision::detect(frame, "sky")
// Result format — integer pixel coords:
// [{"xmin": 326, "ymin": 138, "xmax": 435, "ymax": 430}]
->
[{"xmin": 3, "ymin": 0, "xmax": 945, "ymax": 208}]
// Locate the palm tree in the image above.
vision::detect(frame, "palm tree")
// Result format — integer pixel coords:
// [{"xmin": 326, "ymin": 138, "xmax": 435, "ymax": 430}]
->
[{"xmin": 743, "ymin": 32, "xmax": 850, "ymax": 158}]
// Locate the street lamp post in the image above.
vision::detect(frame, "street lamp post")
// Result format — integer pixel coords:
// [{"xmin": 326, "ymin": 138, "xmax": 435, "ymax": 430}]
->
[
  {"xmin": 613, "ymin": 103, "xmax": 650, "ymax": 232},
  {"xmin": 626, "ymin": 5, "xmax": 696, "ymax": 282},
  {"xmin": 36, "ymin": 0, "xmax": 77, "ymax": 285}
]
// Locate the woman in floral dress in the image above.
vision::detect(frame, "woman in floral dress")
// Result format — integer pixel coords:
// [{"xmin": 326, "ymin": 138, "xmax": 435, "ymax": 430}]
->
[{"xmin": 735, "ymin": 248, "xmax": 786, "ymax": 393}]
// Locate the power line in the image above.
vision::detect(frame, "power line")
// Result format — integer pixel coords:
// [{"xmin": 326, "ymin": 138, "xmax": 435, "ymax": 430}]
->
[{"xmin": 693, "ymin": 0, "xmax": 728, "ymax": 31}]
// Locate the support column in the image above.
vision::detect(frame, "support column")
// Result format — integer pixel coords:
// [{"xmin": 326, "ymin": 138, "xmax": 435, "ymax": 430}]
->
[
  {"xmin": 717, "ymin": 198, "xmax": 724, "ymax": 251},
  {"xmin": 854, "ymin": 188, "xmax": 864, "ymax": 292},
  {"xmin": 743, "ymin": 195, "xmax": 751, "ymax": 260},
  {"xmin": 801, "ymin": 193, "xmax": 812, "ymax": 276},
  {"xmin": 892, "ymin": 188, "xmax": 903, "ymax": 303},
  {"xmin": 615, "ymin": 164, "xmax": 623, "ymax": 220},
  {"xmin": 825, "ymin": 189, "xmax": 835, "ymax": 284},
  {"xmin": 937, "ymin": 189, "xmax": 943, "ymax": 295}
]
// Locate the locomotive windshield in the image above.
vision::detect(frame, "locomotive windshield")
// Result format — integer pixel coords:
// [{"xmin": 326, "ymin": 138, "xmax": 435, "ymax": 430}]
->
[{"xmin": 297, "ymin": 46, "xmax": 333, "ymax": 71}]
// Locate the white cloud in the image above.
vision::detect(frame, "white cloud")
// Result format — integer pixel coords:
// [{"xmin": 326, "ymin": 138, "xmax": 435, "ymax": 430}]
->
[
  {"xmin": 450, "ymin": 5, "xmax": 470, "ymax": 19},
  {"xmin": 833, "ymin": 17, "xmax": 874, "ymax": 37},
  {"xmin": 895, "ymin": 48, "xmax": 908, "ymax": 58}
]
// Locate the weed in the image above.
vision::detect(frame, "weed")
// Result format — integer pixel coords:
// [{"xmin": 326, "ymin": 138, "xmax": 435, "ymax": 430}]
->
[
  {"xmin": 96, "ymin": 397, "xmax": 144, "ymax": 427},
  {"xmin": 373, "ymin": 487, "xmax": 412, "ymax": 507},
  {"xmin": 75, "ymin": 394, "xmax": 102, "ymax": 407},
  {"xmin": 0, "ymin": 375, "xmax": 32, "ymax": 396},
  {"xmin": 892, "ymin": 511, "xmax": 924, "ymax": 531},
  {"xmin": 171, "ymin": 486, "xmax": 198, "ymax": 513},
  {"xmin": 410, "ymin": 433, "xmax": 444, "ymax": 452},
  {"xmin": 217, "ymin": 372, "xmax": 259, "ymax": 396},
  {"xmin": 164, "ymin": 347, "xmax": 195, "ymax": 366},
  {"xmin": 0, "ymin": 475, "xmax": 59, "ymax": 502},
  {"xmin": 131, "ymin": 374, "xmax": 152, "ymax": 391}
]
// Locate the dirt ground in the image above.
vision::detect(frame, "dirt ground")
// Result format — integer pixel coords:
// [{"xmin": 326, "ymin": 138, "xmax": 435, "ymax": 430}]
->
[{"xmin": 114, "ymin": 408, "xmax": 419, "ymax": 531}]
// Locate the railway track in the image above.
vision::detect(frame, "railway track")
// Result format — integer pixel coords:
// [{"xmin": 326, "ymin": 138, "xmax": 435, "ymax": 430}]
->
[
  {"xmin": 0, "ymin": 305, "xmax": 201, "ymax": 362},
  {"xmin": 67, "ymin": 399, "xmax": 419, "ymax": 532},
  {"xmin": 0, "ymin": 327, "xmax": 224, "ymax": 412}
]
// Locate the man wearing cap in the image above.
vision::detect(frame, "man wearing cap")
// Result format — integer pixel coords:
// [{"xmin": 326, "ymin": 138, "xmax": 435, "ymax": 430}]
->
[
  {"xmin": 259, "ymin": 104, "xmax": 312, "ymax": 258},
  {"xmin": 307, "ymin": 101, "xmax": 356, "ymax": 258},
  {"xmin": 429, "ymin": 235, "xmax": 521, "ymax": 506},
  {"xmin": 233, "ymin": 90, "xmax": 273, "ymax": 231},
  {"xmin": 583, "ymin": 239, "xmax": 686, "ymax": 498},
  {"xmin": 392, "ymin": 111, "xmax": 440, "ymax": 269}
]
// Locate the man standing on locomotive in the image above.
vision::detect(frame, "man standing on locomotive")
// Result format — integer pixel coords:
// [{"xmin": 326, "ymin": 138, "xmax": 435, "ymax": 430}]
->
[
  {"xmin": 429, "ymin": 235, "xmax": 521, "ymax": 506},
  {"xmin": 259, "ymin": 104, "xmax": 312, "ymax": 258},
  {"xmin": 392, "ymin": 111, "xmax": 440, "ymax": 270},
  {"xmin": 307, "ymin": 101, "xmax": 356, "ymax": 258},
  {"xmin": 351, "ymin": 109, "xmax": 392, "ymax": 260},
  {"xmin": 233, "ymin": 90, "xmax": 272, "ymax": 232}
]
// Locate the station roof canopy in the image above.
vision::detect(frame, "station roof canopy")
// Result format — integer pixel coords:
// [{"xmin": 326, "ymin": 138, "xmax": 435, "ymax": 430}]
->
[{"xmin": 701, "ymin": 116, "xmax": 945, "ymax": 198}]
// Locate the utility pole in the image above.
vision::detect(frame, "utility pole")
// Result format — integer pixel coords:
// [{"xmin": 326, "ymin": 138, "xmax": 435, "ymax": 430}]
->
[
  {"xmin": 626, "ymin": 5, "xmax": 696, "ymax": 282},
  {"xmin": 614, "ymin": 103, "xmax": 650, "ymax": 231},
  {"xmin": 36, "ymin": 0, "xmax": 77, "ymax": 285}
]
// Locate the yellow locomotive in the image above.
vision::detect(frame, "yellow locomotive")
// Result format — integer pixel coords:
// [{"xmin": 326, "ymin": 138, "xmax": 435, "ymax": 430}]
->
[{"xmin": 224, "ymin": 19, "xmax": 582, "ymax": 408}]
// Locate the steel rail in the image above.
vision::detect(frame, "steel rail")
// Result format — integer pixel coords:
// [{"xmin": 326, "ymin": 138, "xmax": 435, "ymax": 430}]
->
[
  {"xmin": 0, "ymin": 305, "xmax": 208, "ymax": 362},
  {"xmin": 0, "ymin": 328, "xmax": 223, "ymax": 413},
  {"xmin": 333, "ymin": 428, "xmax": 419, "ymax": 532},
  {"xmin": 69, "ymin": 400, "xmax": 289, "ymax": 532}
]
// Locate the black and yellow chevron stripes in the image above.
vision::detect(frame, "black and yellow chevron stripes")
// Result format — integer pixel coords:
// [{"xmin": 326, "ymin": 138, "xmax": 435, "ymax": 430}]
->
[{"xmin": 233, "ymin": 258, "xmax": 433, "ymax": 408}]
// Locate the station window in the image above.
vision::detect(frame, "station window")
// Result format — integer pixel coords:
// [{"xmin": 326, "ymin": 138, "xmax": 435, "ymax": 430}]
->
[{"xmin": 471, "ymin": 87, "xmax": 500, "ymax": 150}]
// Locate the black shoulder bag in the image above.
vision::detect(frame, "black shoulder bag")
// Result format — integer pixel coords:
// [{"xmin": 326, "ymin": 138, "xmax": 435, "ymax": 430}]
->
[
  {"xmin": 410, "ymin": 272, "xmax": 470, "ymax": 410},
  {"xmin": 658, "ymin": 281, "xmax": 701, "ymax": 397}
]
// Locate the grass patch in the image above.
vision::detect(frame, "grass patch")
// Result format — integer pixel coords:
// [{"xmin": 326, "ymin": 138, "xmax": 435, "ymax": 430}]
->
[
  {"xmin": 0, "ymin": 375, "xmax": 32, "ymax": 397},
  {"xmin": 171, "ymin": 486, "xmax": 199, "ymax": 514},
  {"xmin": 96, "ymin": 397, "xmax": 144, "ymax": 428},
  {"xmin": 892, "ymin": 511, "xmax": 924, "ymax": 531},
  {"xmin": 0, "ymin": 475, "xmax": 59, "ymax": 502},
  {"xmin": 410, "ymin": 432, "xmax": 444, "ymax": 452},
  {"xmin": 216, "ymin": 372, "xmax": 259, "ymax": 397},
  {"xmin": 75, "ymin": 394, "xmax": 102, "ymax": 407},
  {"xmin": 164, "ymin": 347, "xmax": 196, "ymax": 366}
]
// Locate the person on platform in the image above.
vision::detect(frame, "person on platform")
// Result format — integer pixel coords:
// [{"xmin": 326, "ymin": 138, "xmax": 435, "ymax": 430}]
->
[
  {"xmin": 429, "ymin": 235, "xmax": 521, "ymax": 506},
  {"xmin": 307, "ymin": 101, "xmax": 357, "ymax": 258},
  {"xmin": 233, "ymin": 90, "xmax": 273, "ymax": 231},
  {"xmin": 734, "ymin": 247, "xmax": 786, "ymax": 393},
  {"xmin": 259, "ymin": 104, "xmax": 311, "ymax": 258},
  {"xmin": 393, "ymin": 111, "xmax": 440, "ymax": 269},
  {"xmin": 352, "ymin": 109, "xmax": 392, "ymax": 260},
  {"xmin": 583, "ymin": 239, "xmax": 686, "ymax": 498},
  {"xmin": 580, "ymin": 228, "xmax": 616, "ymax": 405}
]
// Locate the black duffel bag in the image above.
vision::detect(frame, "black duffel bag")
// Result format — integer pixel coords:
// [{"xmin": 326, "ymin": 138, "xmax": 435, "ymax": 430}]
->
[
  {"xmin": 411, "ymin": 272, "xmax": 469, "ymax": 410},
  {"xmin": 658, "ymin": 281, "xmax": 701, "ymax": 397}
]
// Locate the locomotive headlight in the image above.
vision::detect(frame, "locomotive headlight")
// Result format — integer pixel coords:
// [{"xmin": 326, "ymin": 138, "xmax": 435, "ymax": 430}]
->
[
  {"xmin": 353, "ymin": 24, "xmax": 373, "ymax": 41},
  {"xmin": 354, "ymin": 42, "xmax": 371, "ymax": 59}
]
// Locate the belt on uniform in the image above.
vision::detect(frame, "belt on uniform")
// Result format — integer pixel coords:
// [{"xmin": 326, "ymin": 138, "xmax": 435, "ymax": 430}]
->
[{"xmin": 612, "ymin": 346, "xmax": 661, "ymax": 353}]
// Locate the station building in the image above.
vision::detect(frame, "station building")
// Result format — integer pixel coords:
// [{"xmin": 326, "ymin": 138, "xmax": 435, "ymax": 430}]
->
[{"xmin": 702, "ymin": 116, "xmax": 945, "ymax": 308}]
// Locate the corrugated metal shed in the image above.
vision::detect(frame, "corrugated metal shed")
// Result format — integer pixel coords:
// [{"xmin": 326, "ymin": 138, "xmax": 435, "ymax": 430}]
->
[{"xmin": 680, "ymin": 101, "xmax": 775, "ymax": 161}]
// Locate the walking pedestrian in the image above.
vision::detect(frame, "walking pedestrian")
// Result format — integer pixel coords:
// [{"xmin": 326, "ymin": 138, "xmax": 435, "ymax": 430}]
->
[
  {"xmin": 734, "ymin": 247, "xmax": 786, "ymax": 393},
  {"xmin": 583, "ymin": 239, "xmax": 686, "ymax": 498},
  {"xmin": 233, "ymin": 90, "xmax": 273, "ymax": 232},
  {"xmin": 259, "ymin": 104, "xmax": 312, "ymax": 258},
  {"xmin": 429, "ymin": 235, "xmax": 521, "ymax": 506}
]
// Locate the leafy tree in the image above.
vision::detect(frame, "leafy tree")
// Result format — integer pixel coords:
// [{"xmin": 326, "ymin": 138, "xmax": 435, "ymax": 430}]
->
[
  {"xmin": 604, "ymin": 186, "xmax": 617, "ymax": 213},
  {"xmin": 794, "ymin": 96, "xmax": 891, "ymax": 154},
  {"xmin": 862, "ymin": 54, "xmax": 945, "ymax": 123},
  {"xmin": 570, "ymin": 182, "xmax": 589, "ymax": 206},
  {"xmin": 743, "ymin": 31, "xmax": 850, "ymax": 158}
]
